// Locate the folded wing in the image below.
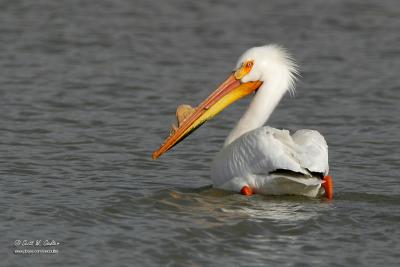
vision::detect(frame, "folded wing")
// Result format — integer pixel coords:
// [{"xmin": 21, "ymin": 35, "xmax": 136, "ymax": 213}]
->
[{"xmin": 211, "ymin": 126, "xmax": 329, "ymax": 191}]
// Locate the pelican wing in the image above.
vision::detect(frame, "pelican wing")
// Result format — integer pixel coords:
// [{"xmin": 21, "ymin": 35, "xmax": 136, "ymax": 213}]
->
[
  {"xmin": 211, "ymin": 126, "xmax": 328, "ymax": 193},
  {"xmin": 291, "ymin": 129, "xmax": 329, "ymax": 175}
]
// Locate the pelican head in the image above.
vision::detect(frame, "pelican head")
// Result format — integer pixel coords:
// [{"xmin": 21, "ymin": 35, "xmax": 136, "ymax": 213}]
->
[
  {"xmin": 235, "ymin": 45, "xmax": 298, "ymax": 92},
  {"xmin": 153, "ymin": 44, "xmax": 298, "ymax": 159}
]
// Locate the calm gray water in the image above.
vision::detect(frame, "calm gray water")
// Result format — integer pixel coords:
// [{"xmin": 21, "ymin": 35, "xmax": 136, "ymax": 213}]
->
[{"xmin": 1, "ymin": 0, "xmax": 399, "ymax": 266}]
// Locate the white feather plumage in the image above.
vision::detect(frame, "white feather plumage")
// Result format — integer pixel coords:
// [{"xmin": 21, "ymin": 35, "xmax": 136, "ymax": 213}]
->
[{"xmin": 212, "ymin": 45, "xmax": 329, "ymax": 197}]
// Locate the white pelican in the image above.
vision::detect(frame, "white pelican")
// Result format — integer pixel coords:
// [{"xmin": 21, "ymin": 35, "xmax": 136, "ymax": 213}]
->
[{"xmin": 152, "ymin": 45, "xmax": 333, "ymax": 199}]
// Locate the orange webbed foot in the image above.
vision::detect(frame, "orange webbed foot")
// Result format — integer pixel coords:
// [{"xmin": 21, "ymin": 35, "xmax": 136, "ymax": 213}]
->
[
  {"xmin": 240, "ymin": 185, "xmax": 254, "ymax": 196},
  {"xmin": 322, "ymin": 175, "xmax": 333, "ymax": 199}
]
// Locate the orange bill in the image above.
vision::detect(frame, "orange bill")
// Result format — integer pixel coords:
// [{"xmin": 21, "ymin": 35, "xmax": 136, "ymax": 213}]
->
[{"xmin": 152, "ymin": 73, "xmax": 262, "ymax": 159}]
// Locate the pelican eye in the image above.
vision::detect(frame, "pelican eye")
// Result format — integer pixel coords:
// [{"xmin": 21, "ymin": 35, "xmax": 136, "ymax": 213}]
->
[
  {"xmin": 243, "ymin": 60, "xmax": 254, "ymax": 73},
  {"xmin": 234, "ymin": 60, "xmax": 254, "ymax": 80}
]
